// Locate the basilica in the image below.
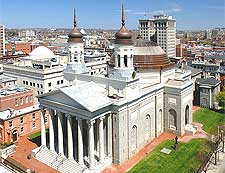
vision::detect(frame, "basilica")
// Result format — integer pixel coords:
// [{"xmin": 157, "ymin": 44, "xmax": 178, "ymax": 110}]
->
[{"xmin": 33, "ymin": 3, "xmax": 194, "ymax": 173}]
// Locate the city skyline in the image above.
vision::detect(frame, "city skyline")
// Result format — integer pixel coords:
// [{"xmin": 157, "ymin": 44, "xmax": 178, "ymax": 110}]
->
[{"xmin": 0, "ymin": 0, "xmax": 225, "ymax": 30}]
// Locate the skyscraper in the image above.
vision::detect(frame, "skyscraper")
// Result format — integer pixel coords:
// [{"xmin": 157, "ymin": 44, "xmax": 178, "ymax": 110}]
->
[
  {"xmin": 139, "ymin": 14, "xmax": 176, "ymax": 58},
  {"xmin": 0, "ymin": 25, "xmax": 5, "ymax": 57}
]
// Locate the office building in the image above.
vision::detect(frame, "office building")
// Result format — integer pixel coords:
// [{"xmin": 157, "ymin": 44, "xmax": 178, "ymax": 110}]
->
[{"xmin": 139, "ymin": 15, "xmax": 176, "ymax": 58}]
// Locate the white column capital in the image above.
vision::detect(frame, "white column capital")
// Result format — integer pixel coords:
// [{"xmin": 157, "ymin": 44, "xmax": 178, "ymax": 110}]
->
[
  {"xmin": 87, "ymin": 120, "xmax": 95, "ymax": 128},
  {"xmin": 99, "ymin": 116, "xmax": 105, "ymax": 121},
  {"xmin": 65, "ymin": 113, "xmax": 71, "ymax": 118}
]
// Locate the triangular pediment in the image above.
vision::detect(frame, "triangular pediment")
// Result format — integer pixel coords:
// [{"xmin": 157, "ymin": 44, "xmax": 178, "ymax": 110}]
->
[{"xmin": 39, "ymin": 82, "xmax": 113, "ymax": 112}]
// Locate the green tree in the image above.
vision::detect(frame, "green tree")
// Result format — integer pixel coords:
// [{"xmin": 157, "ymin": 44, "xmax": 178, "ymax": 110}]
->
[{"xmin": 216, "ymin": 87, "xmax": 225, "ymax": 112}]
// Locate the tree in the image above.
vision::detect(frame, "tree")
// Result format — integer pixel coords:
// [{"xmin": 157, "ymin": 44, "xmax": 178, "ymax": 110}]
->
[{"xmin": 216, "ymin": 87, "xmax": 225, "ymax": 112}]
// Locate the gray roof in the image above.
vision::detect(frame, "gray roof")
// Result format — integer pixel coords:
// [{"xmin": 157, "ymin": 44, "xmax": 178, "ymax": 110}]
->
[
  {"xmin": 134, "ymin": 39, "xmax": 158, "ymax": 47},
  {"xmin": 176, "ymin": 64, "xmax": 202, "ymax": 77},
  {"xmin": 59, "ymin": 82, "xmax": 113, "ymax": 112},
  {"xmin": 196, "ymin": 77, "xmax": 221, "ymax": 86}
]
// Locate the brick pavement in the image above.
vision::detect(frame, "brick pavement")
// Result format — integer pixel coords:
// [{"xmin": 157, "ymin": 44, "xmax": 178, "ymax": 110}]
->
[{"xmin": 9, "ymin": 135, "xmax": 59, "ymax": 173}]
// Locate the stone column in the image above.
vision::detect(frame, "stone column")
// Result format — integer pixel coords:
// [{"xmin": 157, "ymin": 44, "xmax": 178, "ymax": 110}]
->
[
  {"xmin": 107, "ymin": 114, "xmax": 112, "ymax": 157},
  {"xmin": 40, "ymin": 107, "xmax": 46, "ymax": 147},
  {"xmin": 99, "ymin": 117, "xmax": 104, "ymax": 163},
  {"xmin": 67, "ymin": 114, "xmax": 73, "ymax": 160},
  {"xmin": 88, "ymin": 120, "xmax": 95, "ymax": 170},
  {"xmin": 120, "ymin": 56, "xmax": 124, "ymax": 68},
  {"xmin": 77, "ymin": 118, "xmax": 84, "ymax": 166},
  {"xmin": 58, "ymin": 111, "xmax": 64, "ymax": 156},
  {"xmin": 49, "ymin": 109, "xmax": 55, "ymax": 151},
  {"xmin": 209, "ymin": 88, "xmax": 212, "ymax": 109},
  {"xmin": 115, "ymin": 55, "xmax": 118, "ymax": 68}
]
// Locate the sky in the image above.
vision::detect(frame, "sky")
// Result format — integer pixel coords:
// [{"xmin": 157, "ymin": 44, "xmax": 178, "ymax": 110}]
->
[{"xmin": 0, "ymin": 0, "xmax": 225, "ymax": 30}]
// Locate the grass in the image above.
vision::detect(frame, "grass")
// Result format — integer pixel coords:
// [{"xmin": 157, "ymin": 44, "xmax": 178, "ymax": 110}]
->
[
  {"xmin": 28, "ymin": 129, "xmax": 49, "ymax": 140},
  {"xmin": 129, "ymin": 139, "xmax": 212, "ymax": 173},
  {"xmin": 193, "ymin": 108, "xmax": 225, "ymax": 135}
]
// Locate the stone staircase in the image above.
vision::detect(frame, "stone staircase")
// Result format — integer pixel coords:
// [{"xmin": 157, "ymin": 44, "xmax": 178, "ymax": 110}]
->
[{"xmin": 34, "ymin": 147, "xmax": 85, "ymax": 173}]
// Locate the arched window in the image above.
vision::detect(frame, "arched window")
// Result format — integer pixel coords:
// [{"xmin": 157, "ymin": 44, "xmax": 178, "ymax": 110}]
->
[
  {"xmin": 118, "ymin": 55, "xmax": 120, "ymax": 68},
  {"xmin": 131, "ymin": 125, "xmax": 137, "ymax": 151},
  {"xmin": 169, "ymin": 109, "xmax": 177, "ymax": 130},
  {"xmin": 145, "ymin": 115, "xmax": 151, "ymax": 140},
  {"xmin": 124, "ymin": 55, "xmax": 128, "ymax": 67},
  {"xmin": 185, "ymin": 105, "xmax": 189, "ymax": 125}
]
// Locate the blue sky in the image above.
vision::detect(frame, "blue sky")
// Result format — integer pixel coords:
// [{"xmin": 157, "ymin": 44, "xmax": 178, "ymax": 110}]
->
[{"xmin": 0, "ymin": 0, "xmax": 225, "ymax": 30}]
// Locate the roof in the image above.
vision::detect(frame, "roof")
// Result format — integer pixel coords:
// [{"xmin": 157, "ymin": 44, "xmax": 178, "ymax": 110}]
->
[
  {"xmin": 176, "ymin": 64, "xmax": 202, "ymax": 77},
  {"xmin": 0, "ymin": 104, "xmax": 40, "ymax": 120},
  {"xmin": 131, "ymin": 38, "xmax": 174, "ymax": 70},
  {"xmin": 28, "ymin": 46, "xmax": 55, "ymax": 60},
  {"xmin": 134, "ymin": 39, "xmax": 157, "ymax": 47},
  {"xmin": 196, "ymin": 77, "xmax": 221, "ymax": 86},
  {"xmin": 57, "ymin": 82, "xmax": 113, "ymax": 112}
]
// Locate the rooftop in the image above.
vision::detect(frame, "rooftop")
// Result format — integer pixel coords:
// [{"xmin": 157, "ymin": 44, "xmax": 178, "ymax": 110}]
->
[
  {"xmin": 196, "ymin": 77, "xmax": 221, "ymax": 86},
  {"xmin": 0, "ymin": 104, "xmax": 39, "ymax": 120},
  {"xmin": 0, "ymin": 85, "xmax": 30, "ymax": 98}
]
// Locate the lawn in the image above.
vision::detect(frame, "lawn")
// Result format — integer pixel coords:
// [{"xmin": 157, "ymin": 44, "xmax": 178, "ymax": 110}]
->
[
  {"xmin": 28, "ymin": 129, "xmax": 49, "ymax": 140},
  {"xmin": 193, "ymin": 108, "xmax": 225, "ymax": 135},
  {"xmin": 129, "ymin": 139, "xmax": 212, "ymax": 173}
]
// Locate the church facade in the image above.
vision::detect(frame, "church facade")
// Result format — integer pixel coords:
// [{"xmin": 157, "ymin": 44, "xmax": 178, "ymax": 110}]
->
[{"xmin": 33, "ymin": 4, "xmax": 194, "ymax": 173}]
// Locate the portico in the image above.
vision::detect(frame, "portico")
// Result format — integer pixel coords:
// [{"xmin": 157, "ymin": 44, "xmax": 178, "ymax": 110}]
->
[{"xmin": 38, "ymin": 83, "xmax": 113, "ymax": 171}]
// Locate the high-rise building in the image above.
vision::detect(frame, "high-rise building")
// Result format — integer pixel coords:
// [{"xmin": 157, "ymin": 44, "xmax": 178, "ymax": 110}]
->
[
  {"xmin": 0, "ymin": 25, "xmax": 5, "ymax": 57},
  {"xmin": 205, "ymin": 30, "xmax": 212, "ymax": 39},
  {"xmin": 139, "ymin": 15, "xmax": 176, "ymax": 58}
]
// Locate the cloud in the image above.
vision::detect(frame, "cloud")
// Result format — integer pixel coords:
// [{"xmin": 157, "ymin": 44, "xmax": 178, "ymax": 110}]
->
[{"xmin": 132, "ymin": 8, "xmax": 182, "ymax": 16}]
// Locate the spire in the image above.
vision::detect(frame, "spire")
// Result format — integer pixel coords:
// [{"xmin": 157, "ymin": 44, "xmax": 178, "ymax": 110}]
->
[
  {"xmin": 68, "ymin": 0, "xmax": 83, "ymax": 43},
  {"xmin": 74, "ymin": 8, "xmax": 77, "ymax": 29},
  {"xmin": 122, "ymin": 2, "xmax": 125, "ymax": 26}
]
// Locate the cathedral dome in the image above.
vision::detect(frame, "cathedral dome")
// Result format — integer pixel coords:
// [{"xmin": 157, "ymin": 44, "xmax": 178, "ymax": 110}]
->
[{"xmin": 133, "ymin": 39, "xmax": 174, "ymax": 70}]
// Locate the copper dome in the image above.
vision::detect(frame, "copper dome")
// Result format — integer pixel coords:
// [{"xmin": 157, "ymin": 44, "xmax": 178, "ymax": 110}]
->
[
  {"xmin": 133, "ymin": 39, "xmax": 175, "ymax": 70},
  {"xmin": 114, "ymin": 3, "xmax": 133, "ymax": 45},
  {"xmin": 68, "ymin": 9, "xmax": 83, "ymax": 43}
]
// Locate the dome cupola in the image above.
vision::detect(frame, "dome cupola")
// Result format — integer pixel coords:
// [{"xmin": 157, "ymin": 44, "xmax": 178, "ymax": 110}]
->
[
  {"xmin": 68, "ymin": 9, "xmax": 83, "ymax": 43},
  {"xmin": 115, "ymin": 3, "xmax": 133, "ymax": 45}
]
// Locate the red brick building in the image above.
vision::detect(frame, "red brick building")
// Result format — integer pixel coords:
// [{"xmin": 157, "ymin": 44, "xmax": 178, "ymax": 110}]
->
[
  {"xmin": 15, "ymin": 42, "xmax": 31, "ymax": 54},
  {"xmin": 0, "ymin": 77, "xmax": 48, "ymax": 144}
]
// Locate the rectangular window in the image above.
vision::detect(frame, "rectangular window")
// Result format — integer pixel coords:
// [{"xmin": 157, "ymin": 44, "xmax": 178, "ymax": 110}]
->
[
  {"xmin": 41, "ymin": 84, "xmax": 43, "ymax": 88},
  {"xmin": 15, "ymin": 98, "xmax": 18, "ymax": 106},
  {"xmin": 9, "ymin": 121, "xmax": 12, "ymax": 128},
  {"xmin": 57, "ymin": 81, "xmax": 60, "ymax": 85},
  {"xmin": 37, "ymin": 84, "xmax": 39, "ymax": 88},
  {"xmin": 32, "ymin": 113, "xmax": 36, "ymax": 120},
  {"xmin": 30, "ymin": 82, "xmax": 32, "ymax": 86},
  {"xmin": 32, "ymin": 121, "xmax": 36, "ymax": 129},
  {"xmin": 20, "ymin": 117, "xmax": 24, "ymax": 124},
  {"xmin": 20, "ymin": 97, "xmax": 23, "ymax": 105},
  {"xmin": 33, "ymin": 83, "xmax": 35, "ymax": 87},
  {"xmin": 21, "ymin": 127, "xmax": 24, "ymax": 134},
  {"xmin": 25, "ymin": 96, "xmax": 28, "ymax": 103},
  {"xmin": 26, "ymin": 81, "xmax": 28, "ymax": 85},
  {"xmin": 23, "ymin": 81, "xmax": 25, "ymax": 85},
  {"xmin": 48, "ymin": 82, "xmax": 51, "ymax": 87},
  {"xmin": 61, "ymin": 80, "xmax": 63, "ymax": 84}
]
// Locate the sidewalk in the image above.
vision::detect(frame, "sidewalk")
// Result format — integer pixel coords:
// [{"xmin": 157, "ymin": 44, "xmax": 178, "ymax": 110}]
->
[
  {"xmin": 102, "ymin": 122, "xmax": 209, "ymax": 173},
  {"xmin": 102, "ymin": 132, "xmax": 176, "ymax": 173}
]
